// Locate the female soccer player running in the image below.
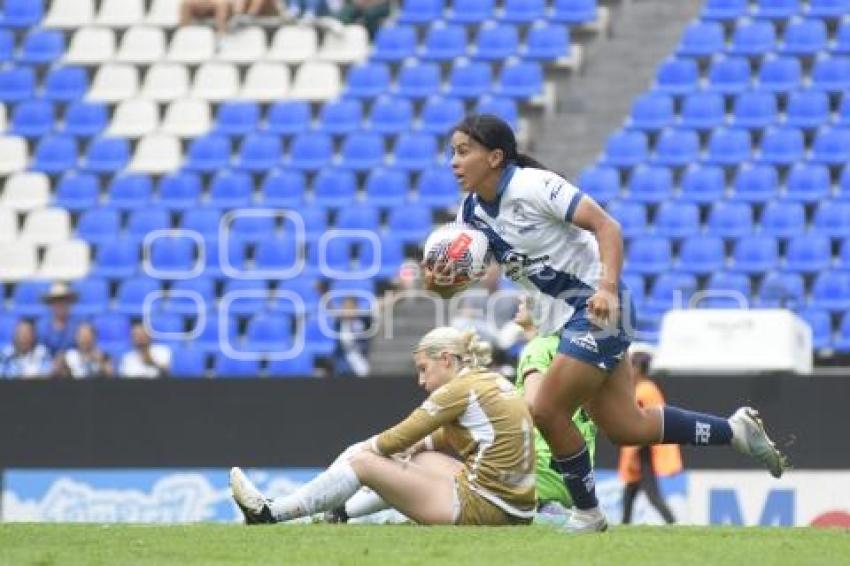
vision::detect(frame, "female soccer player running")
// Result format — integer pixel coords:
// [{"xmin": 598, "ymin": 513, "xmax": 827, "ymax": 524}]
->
[
  {"xmin": 426, "ymin": 114, "xmax": 788, "ymax": 533},
  {"xmin": 231, "ymin": 327, "xmax": 537, "ymax": 526}
]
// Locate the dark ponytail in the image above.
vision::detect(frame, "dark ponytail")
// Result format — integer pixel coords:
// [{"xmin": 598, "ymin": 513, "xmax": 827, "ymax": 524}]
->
[
  {"xmin": 515, "ymin": 152, "xmax": 547, "ymax": 169},
  {"xmin": 452, "ymin": 113, "xmax": 548, "ymax": 171}
]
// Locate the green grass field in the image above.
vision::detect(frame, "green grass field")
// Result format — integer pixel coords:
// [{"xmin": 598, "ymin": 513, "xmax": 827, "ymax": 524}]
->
[{"xmin": 1, "ymin": 524, "xmax": 848, "ymax": 566}]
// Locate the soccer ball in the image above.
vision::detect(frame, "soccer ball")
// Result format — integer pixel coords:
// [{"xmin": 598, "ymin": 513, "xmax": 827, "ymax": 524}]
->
[{"xmin": 422, "ymin": 223, "xmax": 492, "ymax": 286}]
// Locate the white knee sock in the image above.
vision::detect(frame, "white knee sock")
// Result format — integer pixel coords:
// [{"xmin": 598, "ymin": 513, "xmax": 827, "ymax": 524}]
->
[
  {"xmin": 345, "ymin": 488, "xmax": 390, "ymax": 519},
  {"xmin": 269, "ymin": 460, "xmax": 361, "ymax": 522}
]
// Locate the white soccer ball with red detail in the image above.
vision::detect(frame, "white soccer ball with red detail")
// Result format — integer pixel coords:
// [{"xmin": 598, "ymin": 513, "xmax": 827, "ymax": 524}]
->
[{"xmin": 423, "ymin": 223, "xmax": 493, "ymax": 286}]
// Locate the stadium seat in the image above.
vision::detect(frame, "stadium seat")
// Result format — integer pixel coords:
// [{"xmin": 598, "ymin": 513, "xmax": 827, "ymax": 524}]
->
[
  {"xmin": 372, "ymin": 24, "xmax": 417, "ymax": 61},
  {"xmin": 810, "ymin": 126, "xmax": 850, "ymax": 165},
  {"xmin": 446, "ymin": 58, "xmax": 492, "ymax": 100},
  {"xmin": 678, "ymin": 236, "xmax": 726, "ymax": 274},
  {"xmin": 0, "ymin": 67, "xmax": 35, "ymax": 102},
  {"xmin": 275, "ymin": 278, "xmax": 321, "ymax": 314},
  {"xmin": 621, "ymin": 273, "xmax": 646, "ymax": 306},
  {"xmin": 422, "ymin": 22, "xmax": 467, "ymax": 61},
  {"xmin": 45, "ymin": 65, "xmax": 88, "ymax": 101},
  {"xmin": 191, "ymin": 62, "xmax": 239, "ymax": 102},
  {"xmin": 107, "ymin": 173, "xmax": 153, "ymax": 210},
  {"xmin": 19, "ymin": 208, "xmax": 70, "ymax": 245},
  {"xmin": 289, "ymin": 61, "xmax": 340, "ymax": 102},
  {"xmin": 784, "ymin": 163, "xmax": 830, "ymax": 202},
  {"xmin": 1, "ymin": 172, "xmax": 49, "ymax": 211},
  {"xmin": 368, "ymin": 96, "xmax": 414, "ymax": 134},
  {"xmin": 93, "ymin": 239, "xmax": 139, "ymax": 278},
  {"xmin": 204, "ymin": 239, "xmax": 247, "ymax": 276},
  {"xmin": 265, "ymin": 100, "xmax": 311, "ymax": 136},
  {"xmin": 131, "ymin": 134, "xmax": 181, "ymax": 174},
  {"xmin": 785, "ymin": 234, "xmax": 833, "ymax": 273},
  {"xmin": 126, "ymin": 209, "xmax": 171, "ymax": 243},
  {"xmin": 0, "ymin": 242, "xmax": 36, "ymax": 281},
  {"xmin": 170, "ymin": 347, "xmax": 208, "ymax": 378},
  {"xmin": 397, "ymin": 0, "xmax": 443, "ymax": 24},
  {"xmin": 116, "ymin": 25, "xmax": 166, "ymax": 64},
  {"xmin": 218, "ymin": 26, "xmax": 266, "ymax": 63},
  {"xmin": 524, "ymin": 21, "xmax": 570, "ymax": 62},
  {"xmin": 221, "ymin": 279, "xmax": 269, "ymax": 315},
  {"xmin": 245, "ymin": 313, "xmax": 293, "ymax": 352},
  {"xmin": 420, "ymin": 96, "xmax": 464, "ymax": 135},
  {"xmin": 140, "ymin": 63, "xmax": 189, "ymax": 102},
  {"xmin": 209, "ymin": 169, "xmax": 253, "ymax": 209},
  {"xmin": 473, "ymin": 21, "xmax": 519, "ymax": 61},
  {"xmin": 71, "ymin": 277, "xmax": 109, "ymax": 316},
  {"xmin": 549, "ymin": 0, "xmax": 597, "ymax": 24},
  {"xmin": 185, "ymin": 134, "xmax": 231, "ymax": 172},
  {"xmin": 44, "ymin": 0, "xmax": 93, "ymax": 28},
  {"xmin": 387, "ymin": 204, "xmax": 432, "ymax": 242},
  {"xmin": 55, "ymin": 172, "xmax": 100, "ymax": 211},
  {"xmin": 31, "ymin": 134, "xmax": 77, "ymax": 173},
  {"xmin": 702, "ymin": 0, "xmax": 748, "ymax": 20},
  {"xmin": 159, "ymin": 171, "xmax": 202, "ymax": 210},
  {"xmin": 502, "ymin": 0, "xmax": 546, "ymax": 23},
  {"xmin": 731, "ymin": 90, "xmax": 778, "ymax": 130},
  {"xmin": 677, "ymin": 21, "xmax": 725, "ymax": 58},
  {"xmin": 652, "ymin": 128, "xmax": 700, "ymax": 167},
  {"xmin": 396, "ymin": 61, "xmax": 441, "ymax": 99},
  {"xmin": 97, "ymin": 0, "xmax": 144, "ymax": 26},
  {"xmin": 267, "ymin": 351, "xmax": 315, "ymax": 378},
  {"xmin": 161, "ymin": 98, "xmax": 211, "ymax": 138},
  {"xmin": 834, "ymin": 314, "xmax": 850, "ymax": 352},
  {"xmin": 92, "ymin": 313, "xmax": 131, "ymax": 353},
  {"xmin": 313, "ymin": 168, "xmax": 358, "ymax": 207},
  {"xmin": 731, "ymin": 163, "xmax": 778, "ymax": 203},
  {"xmin": 702, "ymin": 272, "xmax": 751, "ymax": 310},
  {"xmin": 394, "ymin": 133, "xmax": 438, "ymax": 171},
  {"xmin": 707, "ymin": 55, "xmax": 752, "ymax": 94},
  {"xmin": 498, "ymin": 58, "xmax": 545, "ymax": 99},
  {"xmin": 626, "ymin": 165, "xmax": 673, "ymax": 203},
  {"xmin": 706, "ymin": 201, "xmax": 754, "ymax": 239},
  {"xmin": 780, "ymin": 17, "xmax": 827, "ymax": 55},
  {"xmin": 606, "ymin": 200, "xmax": 648, "ymax": 239},
  {"xmin": 254, "ymin": 236, "xmax": 299, "ymax": 274},
  {"xmin": 835, "ymin": 19, "xmax": 850, "ymax": 54},
  {"xmin": 76, "ymin": 207, "xmax": 121, "ymax": 245},
  {"xmin": 65, "ymin": 27, "xmax": 116, "ymax": 65},
  {"xmin": 145, "ymin": 312, "xmax": 186, "ymax": 347},
  {"xmin": 167, "ymin": 25, "xmax": 214, "ymax": 63},
  {"xmin": 627, "ymin": 92, "xmax": 674, "ymax": 131},
  {"xmin": 360, "ymin": 235, "xmax": 405, "ymax": 278},
  {"xmin": 578, "ymin": 164, "xmax": 620, "ymax": 205},
  {"xmin": 806, "ymin": 0, "xmax": 850, "ymax": 18},
  {"xmin": 0, "ymin": 137, "xmax": 25, "ymax": 175},
  {"xmin": 447, "ymin": 0, "xmax": 493, "ymax": 23},
  {"xmin": 82, "ymin": 137, "xmax": 131, "ymax": 173},
  {"xmin": 260, "ymin": 169, "xmax": 307, "ymax": 208},
  {"xmin": 729, "ymin": 19, "xmax": 776, "ymax": 57},
  {"xmin": 753, "ymin": 0, "xmax": 800, "ymax": 19},
  {"xmin": 107, "ymin": 98, "xmax": 159, "ymax": 138},
  {"xmin": 149, "ymin": 236, "xmax": 198, "ymax": 276},
  {"xmin": 679, "ymin": 164, "xmax": 726, "ymax": 203},
  {"xmin": 785, "ymin": 90, "xmax": 829, "ymax": 129},
  {"xmin": 0, "ymin": 313, "xmax": 17, "ymax": 345},
  {"xmin": 290, "ymin": 205, "xmax": 327, "ymax": 242},
  {"xmin": 88, "ymin": 63, "xmax": 139, "ymax": 103},
  {"xmin": 165, "ymin": 277, "xmax": 215, "ymax": 315},
  {"xmin": 680, "ymin": 91, "xmax": 725, "ymax": 130},
  {"xmin": 63, "ymin": 101, "xmax": 108, "ymax": 137},
  {"xmin": 228, "ymin": 213, "xmax": 276, "ymax": 245},
  {"xmin": 288, "ymin": 132, "xmax": 333, "ymax": 171},
  {"xmin": 644, "ymin": 272, "xmax": 698, "ymax": 313},
  {"xmin": 240, "ymin": 62, "xmax": 291, "ymax": 102},
  {"xmin": 214, "ymin": 354, "xmax": 261, "ymax": 378},
  {"xmin": 197, "ymin": 315, "xmax": 238, "ymax": 353},
  {"xmin": 365, "ymin": 167, "xmax": 409, "ymax": 207},
  {"xmin": 811, "ymin": 270, "xmax": 850, "ymax": 311},
  {"xmin": 601, "ymin": 130, "xmax": 648, "ymax": 167},
  {"xmin": 19, "ymin": 29, "xmax": 65, "ymax": 65},
  {"xmin": 335, "ymin": 203, "xmax": 381, "ymax": 233},
  {"xmin": 732, "ymin": 235, "xmax": 779, "ymax": 273},
  {"xmin": 0, "ymin": 0, "xmax": 42, "ymax": 28},
  {"xmin": 418, "ymin": 167, "xmax": 460, "ymax": 208},
  {"xmin": 704, "ymin": 128, "xmax": 752, "ymax": 166},
  {"xmin": 839, "ymin": 166, "xmax": 850, "ymax": 199},
  {"xmin": 653, "ymin": 201, "xmax": 700, "ymax": 239},
  {"xmin": 759, "ymin": 127, "xmax": 804, "ymax": 165},
  {"xmin": 757, "ymin": 55, "xmax": 801, "ymax": 93},
  {"xmin": 760, "ymin": 201, "xmax": 805, "ymax": 238},
  {"xmin": 0, "ymin": 29, "xmax": 11, "ymax": 62},
  {"xmin": 759, "ymin": 271, "xmax": 804, "ymax": 308},
  {"xmin": 626, "ymin": 236, "xmax": 671, "ymax": 274},
  {"xmin": 811, "ymin": 55, "xmax": 850, "ymax": 93},
  {"xmin": 268, "ymin": 26, "xmax": 317, "ymax": 63},
  {"xmin": 476, "ymin": 96, "xmax": 519, "ymax": 129},
  {"xmin": 317, "ymin": 24, "xmax": 368, "ymax": 64},
  {"xmin": 235, "ymin": 134, "xmax": 283, "ymax": 172},
  {"xmin": 812, "ymin": 201, "xmax": 850, "ymax": 238},
  {"xmin": 9, "ymin": 281, "xmax": 51, "ymax": 316},
  {"xmin": 318, "ymin": 98, "xmax": 363, "ymax": 135}
]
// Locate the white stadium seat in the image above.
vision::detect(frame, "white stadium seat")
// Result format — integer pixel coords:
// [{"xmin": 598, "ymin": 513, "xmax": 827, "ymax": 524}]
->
[
  {"xmin": 146, "ymin": 0, "xmax": 182, "ymax": 27},
  {"xmin": 161, "ymin": 99, "xmax": 211, "ymax": 138},
  {"xmin": 96, "ymin": 0, "xmax": 145, "ymax": 28},
  {"xmin": 38, "ymin": 240, "xmax": 91, "ymax": 280},
  {"xmin": 129, "ymin": 134, "xmax": 182, "ymax": 174},
  {"xmin": 267, "ymin": 26, "xmax": 318, "ymax": 64},
  {"xmin": 140, "ymin": 63, "xmax": 190, "ymax": 102},
  {"xmin": 167, "ymin": 26, "xmax": 215, "ymax": 64},
  {"xmin": 88, "ymin": 64, "xmax": 140, "ymax": 103},
  {"xmin": 0, "ymin": 208, "xmax": 18, "ymax": 243},
  {"xmin": 191, "ymin": 62, "xmax": 239, "ymax": 102},
  {"xmin": 1, "ymin": 173, "xmax": 49, "ymax": 211},
  {"xmin": 318, "ymin": 25, "xmax": 369, "ymax": 64},
  {"xmin": 44, "ymin": 0, "xmax": 95, "ymax": 29},
  {"xmin": 107, "ymin": 99, "xmax": 160, "ymax": 138},
  {"xmin": 0, "ymin": 243, "xmax": 37, "ymax": 282},
  {"xmin": 240, "ymin": 63, "xmax": 291, "ymax": 102},
  {"xmin": 289, "ymin": 61, "xmax": 341, "ymax": 102},
  {"xmin": 218, "ymin": 26, "xmax": 267, "ymax": 64},
  {"xmin": 116, "ymin": 26, "xmax": 167, "ymax": 64},
  {"xmin": 0, "ymin": 137, "xmax": 27, "ymax": 175},
  {"xmin": 64, "ymin": 27, "xmax": 117, "ymax": 65},
  {"xmin": 19, "ymin": 208, "xmax": 71, "ymax": 245}
]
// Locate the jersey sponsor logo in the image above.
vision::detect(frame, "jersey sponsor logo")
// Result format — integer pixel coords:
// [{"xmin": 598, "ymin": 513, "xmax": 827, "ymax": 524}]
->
[
  {"xmin": 696, "ymin": 422, "xmax": 712, "ymax": 444},
  {"xmin": 501, "ymin": 251, "xmax": 551, "ymax": 280},
  {"xmin": 569, "ymin": 332, "xmax": 599, "ymax": 354},
  {"xmin": 545, "ymin": 177, "xmax": 565, "ymax": 201}
]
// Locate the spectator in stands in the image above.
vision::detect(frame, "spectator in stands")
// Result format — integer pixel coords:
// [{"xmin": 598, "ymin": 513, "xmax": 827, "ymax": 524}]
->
[
  {"xmin": 58, "ymin": 323, "xmax": 114, "ymax": 379},
  {"xmin": 332, "ymin": 296, "xmax": 372, "ymax": 377},
  {"xmin": 180, "ymin": 0, "xmax": 279, "ymax": 35},
  {"xmin": 37, "ymin": 282, "xmax": 81, "ymax": 358},
  {"xmin": 334, "ymin": 0, "xmax": 390, "ymax": 39},
  {"xmin": 0, "ymin": 320, "xmax": 52, "ymax": 378},
  {"xmin": 619, "ymin": 344, "xmax": 680, "ymax": 525},
  {"xmin": 119, "ymin": 323, "xmax": 172, "ymax": 379}
]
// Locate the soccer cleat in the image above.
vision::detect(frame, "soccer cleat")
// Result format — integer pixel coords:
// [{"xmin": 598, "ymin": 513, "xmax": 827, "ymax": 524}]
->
[
  {"xmin": 561, "ymin": 507, "xmax": 608, "ymax": 534},
  {"xmin": 729, "ymin": 407, "xmax": 789, "ymax": 479},
  {"xmin": 230, "ymin": 467, "xmax": 277, "ymax": 525},
  {"xmin": 322, "ymin": 506, "xmax": 350, "ymax": 524}
]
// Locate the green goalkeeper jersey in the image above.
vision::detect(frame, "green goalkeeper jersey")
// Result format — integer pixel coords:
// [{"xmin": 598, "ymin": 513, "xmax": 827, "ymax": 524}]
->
[{"xmin": 515, "ymin": 334, "xmax": 598, "ymax": 508}]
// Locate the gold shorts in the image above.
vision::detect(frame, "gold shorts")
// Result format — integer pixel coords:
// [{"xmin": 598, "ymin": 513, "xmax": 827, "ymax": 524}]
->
[{"xmin": 454, "ymin": 478, "xmax": 533, "ymax": 526}]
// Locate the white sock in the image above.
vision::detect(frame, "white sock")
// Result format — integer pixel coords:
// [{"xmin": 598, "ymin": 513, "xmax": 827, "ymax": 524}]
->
[
  {"xmin": 344, "ymin": 488, "xmax": 390, "ymax": 519},
  {"xmin": 269, "ymin": 460, "xmax": 361, "ymax": 522}
]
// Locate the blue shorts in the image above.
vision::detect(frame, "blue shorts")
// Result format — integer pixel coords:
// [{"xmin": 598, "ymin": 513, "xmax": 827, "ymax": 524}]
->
[{"xmin": 557, "ymin": 284, "xmax": 636, "ymax": 373}]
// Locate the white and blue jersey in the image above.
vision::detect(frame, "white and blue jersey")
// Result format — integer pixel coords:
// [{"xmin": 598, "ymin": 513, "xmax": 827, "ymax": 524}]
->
[{"xmin": 456, "ymin": 164, "xmax": 634, "ymax": 372}]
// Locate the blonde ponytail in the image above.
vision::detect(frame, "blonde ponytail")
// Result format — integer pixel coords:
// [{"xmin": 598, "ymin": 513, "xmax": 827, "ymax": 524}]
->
[{"xmin": 415, "ymin": 327, "xmax": 493, "ymax": 370}]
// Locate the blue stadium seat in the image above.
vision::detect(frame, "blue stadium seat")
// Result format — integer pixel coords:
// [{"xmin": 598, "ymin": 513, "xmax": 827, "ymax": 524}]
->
[
  {"xmin": 677, "ymin": 20, "xmax": 725, "ymax": 58},
  {"xmin": 810, "ymin": 126, "xmax": 850, "ymax": 165},
  {"xmin": 784, "ymin": 163, "xmax": 831, "ymax": 202},
  {"xmin": 0, "ymin": 0, "xmax": 43, "ymax": 28},
  {"xmin": 365, "ymin": 167, "xmax": 409, "ymax": 207},
  {"xmin": 811, "ymin": 55, "xmax": 850, "ymax": 93},
  {"xmin": 417, "ymin": 166, "xmax": 459, "ymax": 208},
  {"xmin": 645, "ymin": 272, "xmax": 697, "ymax": 313},
  {"xmin": 706, "ymin": 201, "xmax": 754, "ymax": 239},
  {"xmin": 759, "ymin": 271, "xmax": 804, "ymax": 307},
  {"xmin": 180, "ymin": 208, "xmax": 222, "ymax": 242},
  {"xmin": 267, "ymin": 351, "xmax": 315, "ymax": 377},
  {"xmin": 621, "ymin": 273, "xmax": 645, "ymax": 306},
  {"xmin": 834, "ymin": 313, "xmax": 850, "ymax": 352},
  {"xmin": 19, "ymin": 29, "xmax": 64, "ymax": 65},
  {"xmin": 0, "ymin": 313, "xmax": 17, "ymax": 345},
  {"xmin": 396, "ymin": 60, "xmax": 441, "ymax": 99},
  {"xmin": 753, "ymin": 0, "xmax": 800, "ymax": 19},
  {"xmin": 678, "ymin": 235, "xmax": 726, "ymax": 274},
  {"xmin": 235, "ymin": 133, "xmax": 282, "ymax": 172},
  {"xmin": 339, "ymin": 131, "xmax": 384, "ymax": 171},
  {"xmin": 307, "ymin": 237, "xmax": 354, "ymax": 274},
  {"xmin": 221, "ymin": 279, "xmax": 269, "ymax": 315},
  {"xmin": 274, "ymin": 278, "xmax": 320, "ymax": 313},
  {"xmin": 71, "ymin": 277, "xmax": 109, "ymax": 317},
  {"xmin": 731, "ymin": 90, "xmax": 777, "ymax": 130},
  {"xmin": 811, "ymin": 270, "xmax": 850, "ymax": 311},
  {"xmin": 335, "ymin": 203, "xmax": 381, "ymax": 231},
  {"xmin": 0, "ymin": 29, "xmax": 11, "ymax": 61},
  {"xmin": 387, "ymin": 204, "xmax": 432, "ymax": 242},
  {"xmin": 627, "ymin": 236, "xmax": 671, "ymax": 274},
  {"xmin": 780, "ymin": 17, "xmax": 827, "ymax": 55},
  {"xmin": 314, "ymin": 168, "xmax": 358, "ymax": 207},
  {"xmin": 501, "ymin": 0, "xmax": 545, "ymax": 22},
  {"xmin": 372, "ymin": 24, "xmax": 417, "ymax": 62},
  {"xmin": 626, "ymin": 92, "xmax": 674, "ymax": 131},
  {"xmin": 165, "ymin": 277, "xmax": 215, "ymax": 315},
  {"xmin": 732, "ymin": 235, "xmax": 778, "ymax": 273},
  {"xmin": 679, "ymin": 164, "xmax": 725, "ymax": 203},
  {"xmin": 63, "ymin": 101, "xmax": 108, "ymax": 137},
  {"xmin": 44, "ymin": 65, "xmax": 87, "ymax": 102},
  {"xmin": 473, "ymin": 22, "xmax": 519, "ymax": 61},
  {"xmin": 447, "ymin": 0, "xmax": 493, "ymax": 22},
  {"xmin": 702, "ymin": 272, "xmax": 751, "ymax": 310},
  {"xmin": 446, "ymin": 58, "xmax": 492, "ymax": 100},
  {"xmin": 759, "ymin": 126, "xmax": 804, "ymax": 165},
  {"xmin": 626, "ymin": 165, "xmax": 673, "ymax": 203},
  {"xmin": 265, "ymin": 100, "xmax": 311, "ymax": 136},
  {"xmin": 394, "ymin": 133, "xmax": 438, "ymax": 171},
  {"xmin": 92, "ymin": 313, "xmax": 131, "ymax": 353},
  {"xmin": 654, "ymin": 201, "xmax": 700, "ymax": 239},
  {"xmin": 318, "ymin": 98, "xmax": 363, "ymax": 135},
  {"xmin": 215, "ymin": 101, "xmax": 260, "ymax": 136},
  {"xmin": 288, "ymin": 132, "xmax": 333, "ymax": 171},
  {"xmin": 260, "ymin": 168, "xmax": 306, "ymax": 208},
  {"xmin": 524, "ymin": 21, "xmax": 570, "ymax": 61},
  {"xmin": 290, "ymin": 205, "xmax": 328, "ymax": 242},
  {"xmin": 77, "ymin": 208, "xmax": 122, "ymax": 246},
  {"xmin": 578, "ymin": 164, "xmax": 620, "ymax": 205},
  {"xmin": 185, "ymin": 134, "xmax": 231, "ymax": 172},
  {"xmin": 702, "ymin": 0, "xmax": 748, "ymax": 20},
  {"xmin": 368, "ymin": 95, "xmax": 413, "ymax": 134},
  {"xmin": 422, "ymin": 22, "xmax": 467, "ymax": 61},
  {"xmin": 606, "ymin": 200, "xmax": 647, "ymax": 239},
  {"xmin": 680, "ymin": 91, "xmax": 725, "ymax": 130},
  {"xmin": 11, "ymin": 99, "xmax": 54, "ymax": 138},
  {"xmin": 254, "ymin": 236, "xmax": 299, "ymax": 274},
  {"xmin": 550, "ymin": 0, "xmax": 597, "ymax": 24},
  {"xmin": 82, "ymin": 137, "xmax": 130, "ymax": 174},
  {"xmin": 245, "ymin": 313, "xmax": 293, "ymax": 352},
  {"xmin": 654, "ymin": 57, "xmax": 698, "ymax": 95},
  {"xmin": 359, "ymin": 235, "xmax": 405, "ymax": 278},
  {"xmin": 786, "ymin": 233, "xmax": 833, "ymax": 273},
  {"xmin": 196, "ymin": 314, "xmax": 238, "ymax": 353},
  {"xmin": 836, "ymin": 94, "xmax": 850, "ymax": 127},
  {"xmin": 729, "ymin": 19, "xmax": 776, "ymax": 57},
  {"xmin": 147, "ymin": 312, "xmax": 187, "ymax": 346},
  {"xmin": 170, "ymin": 347, "xmax": 208, "ymax": 378},
  {"xmin": 115, "ymin": 276, "xmax": 161, "ymax": 315},
  {"xmin": 760, "ymin": 200, "xmax": 805, "ymax": 238},
  {"xmin": 108, "ymin": 173, "xmax": 153, "ymax": 211},
  {"xmin": 204, "ymin": 239, "xmax": 246, "ymax": 277},
  {"xmin": 209, "ymin": 169, "xmax": 253, "ymax": 209},
  {"xmin": 731, "ymin": 163, "xmax": 778, "ymax": 203},
  {"xmin": 785, "ymin": 89, "xmax": 829, "ymax": 129},
  {"xmin": 397, "ymin": 0, "xmax": 443, "ymax": 24},
  {"xmin": 758, "ymin": 55, "xmax": 801, "ymax": 93},
  {"xmin": 707, "ymin": 56, "xmax": 752, "ymax": 94},
  {"xmin": 31, "ymin": 134, "xmax": 77, "ymax": 173},
  {"xmin": 158, "ymin": 171, "xmax": 202, "ymax": 210},
  {"xmin": 345, "ymin": 62, "xmax": 391, "ymax": 99},
  {"xmin": 653, "ymin": 128, "xmax": 700, "ymax": 167},
  {"xmin": 806, "ymin": 0, "xmax": 850, "ymax": 18},
  {"xmin": 813, "ymin": 201, "xmax": 850, "ymax": 238},
  {"xmin": 601, "ymin": 130, "xmax": 648, "ymax": 168},
  {"xmin": 214, "ymin": 354, "xmax": 261, "ymax": 378},
  {"xmin": 835, "ymin": 19, "xmax": 850, "ymax": 54},
  {"xmin": 839, "ymin": 166, "xmax": 850, "ymax": 199},
  {"xmin": 9, "ymin": 281, "xmax": 51, "ymax": 317},
  {"xmin": 420, "ymin": 96, "xmax": 464, "ymax": 135},
  {"xmin": 149, "ymin": 236, "xmax": 198, "ymax": 275},
  {"xmin": 704, "ymin": 127, "xmax": 752, "ymax": 166},
  {"xmin": 303, "ymin": 314, "xmax": 336, "ymax": 355}
]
